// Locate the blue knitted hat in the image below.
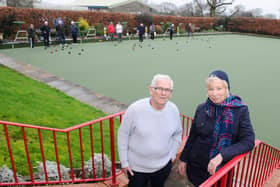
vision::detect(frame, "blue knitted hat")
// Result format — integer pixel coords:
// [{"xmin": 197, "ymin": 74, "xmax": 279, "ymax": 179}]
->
[{"xmin": 209, "ymin": 70, "xmax": 230, "ymax": 90}]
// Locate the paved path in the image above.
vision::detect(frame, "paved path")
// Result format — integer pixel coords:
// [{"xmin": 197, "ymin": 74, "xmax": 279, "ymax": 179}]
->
[{"xmin": 0, "ymin": 53, "xmax": 128, "ymax": 114}]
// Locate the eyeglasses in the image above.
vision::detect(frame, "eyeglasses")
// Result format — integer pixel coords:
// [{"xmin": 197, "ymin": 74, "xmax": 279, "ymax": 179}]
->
[{"xmin": 153, "ymin": 87, "xmax": 173, "ymax": 93}]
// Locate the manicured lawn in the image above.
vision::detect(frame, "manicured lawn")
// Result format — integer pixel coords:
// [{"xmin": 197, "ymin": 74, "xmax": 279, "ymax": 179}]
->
[{"xmin": 0, "ymin": 65, "xmax": 120, "ymax": 175}]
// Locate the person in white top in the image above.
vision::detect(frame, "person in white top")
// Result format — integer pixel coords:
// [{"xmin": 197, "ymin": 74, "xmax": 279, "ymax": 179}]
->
[
  {"xmin": 116, "ymin": 22, "xmax": 123, "ymax": 43},
  {"xmin": 118, "ymin": 74, "xmax": 182, "ymax": 187}
]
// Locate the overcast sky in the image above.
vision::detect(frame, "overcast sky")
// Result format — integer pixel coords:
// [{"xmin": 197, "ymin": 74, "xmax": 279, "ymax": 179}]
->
[
  {"xmin": 44, "ymin": 0, "xmax": 280, "ymax": 17},
  {"xmin": 149, "ymin": 0, "xmax": 280, "ymax": 17}
]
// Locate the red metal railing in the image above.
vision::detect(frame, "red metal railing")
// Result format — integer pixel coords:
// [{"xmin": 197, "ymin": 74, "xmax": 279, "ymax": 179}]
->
[
  {"xmin": 0, "ymin": 112, "xmax": 193, "ymax": 186},
  {"xmin": 1, "ymin": 112, "xmax": 279, "ymax": 187},
  {"xmin": 200, "ymin": 140, "xmax": 280, "ymax": 187}
]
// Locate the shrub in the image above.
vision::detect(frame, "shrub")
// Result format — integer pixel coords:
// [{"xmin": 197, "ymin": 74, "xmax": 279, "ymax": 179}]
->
[
  {"xmin": 178, "ymin": 23, "xmax": 185, "ymax": 33},
  {"xmin": 163, "ymin": 22, "xmax": 172, "ymax": 33},
  {"xmin": 155, "ymin": 24, "xmax": 163, "ymax": 34},
  {"xmin": 78, "ymin": 17, "xmax": 90, "ymax": 36},
  {"xmin": 94, "ymin": 23, "xmax": 104, "ymax": 36},
  {"xmin": 217, "ymin": 17, "xmax": 231, "ymax": 31}
]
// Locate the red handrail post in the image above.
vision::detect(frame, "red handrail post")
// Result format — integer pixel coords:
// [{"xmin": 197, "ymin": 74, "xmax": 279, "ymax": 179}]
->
[
  {"xmin": 4, "ymin": 124, "xmax": 18, "ymax": 183},
  {"xmin": 79, "ymin": 128, "xmax": 85, "ymax": 179},
  {"xmin": 220, "ymin": 174, "xmax": 228, "ymax": 187},
  {"xmin": 53, "ymin": 131, "xmax": 61, "ymax": 181},
  {"xmin": 109, "ymin": 117, "xmax": 118, "ymax": 186},
  {"xmin": 100, "ymin": 121, "xmax": 106, "ymax": 178},
  {"xmin": 38, "ymin": 129, "xmax": 48, "ymax": 182},
  {"xmin": 67, "ymin": 132, "xmax": 74, "ymax": 181},
  {"xmin": 22, "ymin": 127, "xmax": 34, "ymax": 182},
  {"xmin": 90, "ymin": 124, "xmax": 96, "ymax": 178}
]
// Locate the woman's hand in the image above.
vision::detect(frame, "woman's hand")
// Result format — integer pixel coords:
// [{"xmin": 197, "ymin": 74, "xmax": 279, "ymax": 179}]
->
[
  {"xmin": 122, "ymin": 166, "xmax": 134, "ymax": 177},
  {"xmin": 208, "ymin": 153, "xmax": 223, "ymax": 175},
  {"xmin": 178, "ymin": 161, "xmax": 187, "ymax": 176}
]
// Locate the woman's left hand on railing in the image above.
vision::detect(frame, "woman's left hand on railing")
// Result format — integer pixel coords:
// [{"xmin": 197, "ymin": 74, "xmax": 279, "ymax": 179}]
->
[{"xmin": 207, "ymin": 153, "xmax": 223, "ymax": 175}]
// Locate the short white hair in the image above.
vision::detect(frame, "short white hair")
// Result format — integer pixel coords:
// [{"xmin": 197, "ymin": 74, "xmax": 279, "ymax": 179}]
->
[
  {"xmin": 206, "ymin": 76, "xmax": 229, "ymax": 96},
  {"xmin": 151, "ymin": 74, "xmax": 173, "ymax": 89}
]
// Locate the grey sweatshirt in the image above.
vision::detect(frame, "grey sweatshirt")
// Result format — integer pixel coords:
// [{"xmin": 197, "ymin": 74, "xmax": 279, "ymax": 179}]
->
[{"xmin": 118, "ymin": 98, "xmax": 182, "ymax": 173}]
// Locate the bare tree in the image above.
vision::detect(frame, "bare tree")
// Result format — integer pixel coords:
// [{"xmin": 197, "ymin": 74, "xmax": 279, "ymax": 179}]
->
[
  {"xmin": 157, "ymin": 2, "xmax": 178, "ymax": 15},
  {"xmin": 193, "ymin": 0, "xmax": 205, "ymax": 16},
  {"xmin": 228, "ymin": 5, "xmax": 245, "ymax": 17},
  {"xmin": 177, "ymin": 1, "xmax": 208, "ymax": 17},
  {"xmin": 178, "ymin": 3, "xmax": 195, "ymax": 16},
  {"xmin": 7, "ymin": 0, "xmax": 34, "ymax": 8},
  {"xmin": 250, "ymin": 8, "xmax": 263, "ymax": 17},
  {"xmin": 194, "ymin": 0, "xmax": 209, "ymax": 16},
  {"xmin": 206, "ymin": 0, "xmax": 234, "ymax": 17},
  {"xmin": 230, "ymin": 6, "xmax": 265, "ymax": 18}
]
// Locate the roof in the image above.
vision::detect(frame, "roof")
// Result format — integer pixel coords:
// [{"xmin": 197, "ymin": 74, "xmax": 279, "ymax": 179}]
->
[
  {"xmin": 73, "ymin": 0, "xmax": 128, "ymax": 7},
  {"xmin": 72, "ymin": 0, "xmax": 154, "ymax": 9},
  {"xmin": 109, "ymin": 0, "xmax": 153, "ymax": 8}
]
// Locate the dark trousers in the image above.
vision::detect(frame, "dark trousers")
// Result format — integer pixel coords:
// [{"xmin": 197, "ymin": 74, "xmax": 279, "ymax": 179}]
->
[
  {"xmin": 170, "ymin": 31, "xmax": 173, "ymax": 40},
  {"xmin": 72, "ymin": 34, "xmax": 77, "ymax": 43},
  {"xmin": 29, "ymin": 37, "xmax": 35, "ymax": 48},
  {"xmin": 150, "ymin": 32, "xmax": 154, "ymax": 40},
  {"xmin": 59, "ymin": 34, "xmax": 65, "ymax": 45},
  {"xmin": 139, "ymin": 34, "xmax": 144, "ymax": 42},
  {"xmin": 109, "ymin": 33, "xmax": 114, "ymax": 41},
  {"xmin": 117, "ymin": 33, "xmax": 122, "ymax": 42},
  {"xmin": 43, "ymin": 35, "xmax": 49, "ymax": 47},
  {"xmin": 128, "ymin": 160, "xmax": 172, "ymax": 187}
]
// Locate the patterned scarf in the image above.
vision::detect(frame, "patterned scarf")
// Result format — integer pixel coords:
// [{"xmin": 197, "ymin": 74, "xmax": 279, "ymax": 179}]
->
[{"xmin": 206, "ymin": 95, "xmax": 245, "ymax": 159}]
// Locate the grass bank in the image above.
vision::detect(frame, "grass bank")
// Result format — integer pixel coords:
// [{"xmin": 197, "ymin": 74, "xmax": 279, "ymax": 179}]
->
[{"xmin": 0, "ymin": 65, "xmax": 119, "ymax": 176}]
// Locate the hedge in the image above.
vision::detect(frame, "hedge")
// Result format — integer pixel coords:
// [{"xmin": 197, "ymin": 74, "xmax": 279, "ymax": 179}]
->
[{"xmin": 0, "ymin": 7, "xmax": 279, "ymax": 39}]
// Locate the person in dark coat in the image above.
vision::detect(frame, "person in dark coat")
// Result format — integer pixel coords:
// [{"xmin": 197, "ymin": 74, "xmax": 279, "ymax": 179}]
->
[
  {"xmin": 57, "ymin": 20, "xmax": 65, "ymax": 46},
  {"xmin": 187, "ymin": 22, "xmax": 193, "ymax": 37},
  {"xmin": 149, "ymin": 23, "xmax": 155, "ymax": 40},
  {"xmin": 169, "ymin": 24, "xmax": 174, "ymax": 40},
  {"xmin": 178, "ymin": 70, "xmax": 255, "ymax": 187},
  {"xmin": 137, "ymin": 23, "xmax": 145, "ymax": 43},
  {"xmin": 70, "ymin": 21, "xmax": 78, "ymax": 43},
  {"xmin": 40, "ymin": 21, "xmax": 50, "ymax": 48},
  {"xmin": 28, "ymin": 24, "xmax": 35, "ymax": 48}
]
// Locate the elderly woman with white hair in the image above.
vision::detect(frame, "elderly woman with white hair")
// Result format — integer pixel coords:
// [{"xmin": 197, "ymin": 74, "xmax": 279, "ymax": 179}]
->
[
  {"xmin": 118, "ymin": 74, "xmax": 182, "ymax": 187},
  {"xmin": 178, "ymin": 70, "xmax": 255, "ymax": 187}
]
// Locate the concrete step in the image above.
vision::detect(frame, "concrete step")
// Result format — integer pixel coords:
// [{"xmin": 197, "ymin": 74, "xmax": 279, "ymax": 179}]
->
[{"xmin": 264, "ymin": 167, "xmax": 280, "ymax": 187}]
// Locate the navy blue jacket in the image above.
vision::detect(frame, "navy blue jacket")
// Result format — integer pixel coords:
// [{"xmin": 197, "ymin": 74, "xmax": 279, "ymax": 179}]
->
[
  {"xmin": 137, "ymin": 25, "xmax": 145, "ymax": 35},
  {"xmin": 71, "ymin": 24, "xmax": 78, "ymax": 35},
  {"xmin": 180, "ymin": 102, "xmax": 255, "ymax": 186},
  {"xmin": 40, "ymin": 25, "xmax": 50, "ymax": 36}
]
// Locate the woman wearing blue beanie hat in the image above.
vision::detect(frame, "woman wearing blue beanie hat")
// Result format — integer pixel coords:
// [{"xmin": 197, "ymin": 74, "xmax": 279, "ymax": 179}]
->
[{"xmin": 178, "ymin": 70, "xmax": 255, "ymax": 186}]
